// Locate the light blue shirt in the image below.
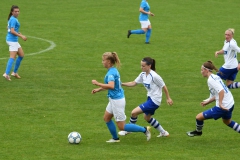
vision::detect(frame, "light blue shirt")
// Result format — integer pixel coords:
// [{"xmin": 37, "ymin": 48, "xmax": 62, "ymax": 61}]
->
[
  {"xmin": 104, "ymin": 67, "xmax": 124, "ymax": 99},
  {"xmin": 139, "ymin": 0, "xmax": 150, "ymax": 21},
  {"xmin": 6, "ymin": 16, "xmax": 20, "ymax": 42}
]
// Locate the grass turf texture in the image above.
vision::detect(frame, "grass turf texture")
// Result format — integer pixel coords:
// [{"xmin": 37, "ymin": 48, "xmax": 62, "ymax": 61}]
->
[{"xmin": 0, "ymin": 0, "xmax": 240, "ymax": 159}]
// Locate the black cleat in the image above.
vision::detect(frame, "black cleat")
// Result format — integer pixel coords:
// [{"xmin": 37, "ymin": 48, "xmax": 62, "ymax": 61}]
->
[
  {"xmin": 145, "ymin": 42, "xmax": 150, "ymax": 44},
  {"xmin": 127, "ymin": 30, "xmax": 131, "ymax": 38},
  {"xmin": 186, "ymin": 130, "xmax": 202, "ymax": 137}
]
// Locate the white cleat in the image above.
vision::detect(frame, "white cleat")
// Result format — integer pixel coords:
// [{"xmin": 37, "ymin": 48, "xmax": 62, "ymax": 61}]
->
[
  {"xmin": 144, "ymin": 126, "xmax": 151, "ymax": 141},
  {"xmin": 106, "ymin": 138, "xmax": 120, "ymax": 143},
  {"xmin": 157, "ymin": 131, "xmax": 170, "ymax": 137}
]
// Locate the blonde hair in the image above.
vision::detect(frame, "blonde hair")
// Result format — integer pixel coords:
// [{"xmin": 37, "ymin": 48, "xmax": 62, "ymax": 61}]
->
[
  {"xmin": 103, "ymin": 52, "xmax": 121, "ymax": 68},
  {"xmin": 227, "ymin": 28, "xmax": 235, "ymax": 35}
]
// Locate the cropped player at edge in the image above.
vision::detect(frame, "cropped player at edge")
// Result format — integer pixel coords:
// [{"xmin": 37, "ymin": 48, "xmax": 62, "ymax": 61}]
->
[
  {"xmin": 92, "ymin": 52, "xmax": 151, "ymax": 143},
  {"xmin": 187, "ymin": 61, "xmax": 240, "ymax": 137},
  {"xmin": 215, "ymin": 28, "xmax": 240, "ymax": 89},
  {"xmin": 127, "ymin": 0, "xmax": 154, "ymax": 44}
]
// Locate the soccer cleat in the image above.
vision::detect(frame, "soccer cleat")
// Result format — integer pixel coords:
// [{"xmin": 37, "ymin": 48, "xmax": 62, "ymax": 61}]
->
[
  {"xmin": 144, "ymin": 126, "xmax": 151, "ymax": 141},
  {"xmin": 3, "ymin": 73, "xmax": 11, "ymax": 81},
  {"xmin": 186, "ymin": 130, "xmax": 202, "ymax": 137},
  {"xmin": 127, "ymin": 30, "xmax": 131, "ymax": 38},
  {"xmin": 11, "ymin": 72, "xmax": 21, "ymax": 79},
  {"xmin": 157, "ymin": 131, "xmax": 170, "ymax": 137},
  {"xmin": 106, "ymin": 138, "xmax": 120, "ymax": 143},
  {"xmin": 145, "ymin": 42, "xmax": 150, "ymax": 44},
  {"xmin": 118, "ymin": 131, "xmax": 132, "ymax": 136}
]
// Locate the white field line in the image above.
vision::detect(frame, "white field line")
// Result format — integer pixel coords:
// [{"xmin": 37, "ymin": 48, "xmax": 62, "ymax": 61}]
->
[{"xmin": 0, "ymin": 35, "xmax": 56, "ymax": 60}]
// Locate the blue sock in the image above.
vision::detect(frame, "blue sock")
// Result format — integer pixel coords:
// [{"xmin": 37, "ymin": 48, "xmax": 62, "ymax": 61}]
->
[
  {"xmin": 196, "ymin": 119, "xmax": 204, "ymax": 132},
  {"xmin": 5, "ymin": 58, "xmax": 15, "ymax": 75},
  {"xmin": 106, "ymin": 120, "xmax": 118, "ymax": 139},
  {"xmin": 14, "ymin": 56, "xmax": 23, "ymax": 73},
  {"xmin": 131, "ymin": 29, "xmax": 145, "ymax": 34},
  {"xmin": 145, "ymin": 29, "xmax": 152, "ymax": 42},
  {"xmin": 124, "ymin": 123, "xmax": 146, "ymax": 133},
  {"xmin": 228, "ymin": 120, "xmax": 240, "ymax": 133}
]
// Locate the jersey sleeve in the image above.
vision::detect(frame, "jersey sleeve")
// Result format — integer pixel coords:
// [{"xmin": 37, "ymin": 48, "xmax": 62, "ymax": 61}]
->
[
  {"xmin": 153, "ymin": 75, "xmax": 165, "ymax": 88},
  {"xmin": 209, "ymin": 78, "xmax": 223, "ymax": 93},
  {"xmin": 231, "ymin": 42, "xmax": 240, "ymax": 53},
  {"xmin": 140, "ymin": 1, "xmax": 147, "ymax": 8},
  {"xmin": 107, "ymin": 74, "xmax": 115, "ymax": 83},
  {"xmin": 9, "ymin": 19, "xmax": 17, "ymax": 28},
  {"xmin": 135, "ymin": 73, "xmax": 143, "ymax": 84}
]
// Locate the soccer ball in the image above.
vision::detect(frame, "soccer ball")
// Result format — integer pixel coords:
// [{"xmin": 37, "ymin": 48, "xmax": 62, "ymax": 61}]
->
[{"xmin": 68, "ymin": 131, "xmax": 81, "ymax": 144}]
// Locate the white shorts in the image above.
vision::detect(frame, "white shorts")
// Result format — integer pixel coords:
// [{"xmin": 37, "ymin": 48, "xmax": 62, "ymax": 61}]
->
[
  {"xmin": 140, "ymin": 20, "xmax": 151, "ymax": 29},
  {"xmin": 106, "ymin": 98, "xmax": 126, "ymax": 122},
  {"xmin": 6, "ymin": 41, "xmax": 21, "ymax": 51}
]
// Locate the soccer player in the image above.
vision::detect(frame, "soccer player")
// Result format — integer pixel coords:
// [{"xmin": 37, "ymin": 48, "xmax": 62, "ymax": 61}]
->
[
  {"xmin": 215, "ymin": 28, "xmax": 240, "ymax": 89},
  {"xmin": 127, "ymin": 0, "xmax": 154, "ymax": 44},
  {"xmin": 187, "ymin": 61, "xmax": 240, "ymax": 137},
  {"xmin": 3, "ymin": 5, "xmax": 27, "ymax": 81},
  {"xmin": 118, "ymin": 57, "xmax": 173, "ymax": 137},
  {"xmin": 91, "ymin": 52, "xmax": 151, "ymax": 143}
]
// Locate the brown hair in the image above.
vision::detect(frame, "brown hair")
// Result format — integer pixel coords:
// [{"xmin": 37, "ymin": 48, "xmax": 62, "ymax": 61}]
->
[
  {"xmin": 103, "ymin": 52, "xmax": 121, "ymax": 68},
  {"xmin": 142, "ymin": 57, "xmax": 156, "ymax": 71},
  {"xmin": 8, "ymin": 5, "xmax": 19, "ymax": 20},
  {"xmin": 202, "ymin": 61, "xmax": 219, "ymax": 72}
]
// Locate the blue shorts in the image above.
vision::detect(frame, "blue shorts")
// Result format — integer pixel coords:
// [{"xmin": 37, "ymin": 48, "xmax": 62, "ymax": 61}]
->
[
  {"xmin": 217, "ymin": 67, "xmax": 238, "ymax": 81},
  {"xmin": 203, "ymin": 105, "xmax": 234, "ymax": 120},
  {"xmin": 139, "ymin": 97, "xmax": 159, "ymax": 115}
]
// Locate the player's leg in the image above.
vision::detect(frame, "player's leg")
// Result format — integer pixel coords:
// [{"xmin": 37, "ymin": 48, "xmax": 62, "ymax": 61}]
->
[
  {"xmin": 222, "ymin": 105, "xmax": 240, "ymax": 133},
  {"xmin": 127, "ymin": 21, "xmax": 148, "ymax": 38},
  {"xmin": 105, "ymin": 101, "xmax": 119, "ymax": 143},
  {"xmin": 145, "ymin": 20, "xmax": 152, "ymax": 44},
  {"xmin": 12, "ymin": 46, "xmax": 24, "ymax": 78}
]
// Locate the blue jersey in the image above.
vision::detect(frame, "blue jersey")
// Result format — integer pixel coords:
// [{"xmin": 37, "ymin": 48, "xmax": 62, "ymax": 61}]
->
[
  {"xmin": 104, "ymin": 67, "xmax": 124, "ymax": 99},
  {"xmin": 6, "ymin": 16, "xmax": 20, "ymax": 42},
  {"xmin": 139, "ymin": 0, "xmax": 150, "ymax": 21}
]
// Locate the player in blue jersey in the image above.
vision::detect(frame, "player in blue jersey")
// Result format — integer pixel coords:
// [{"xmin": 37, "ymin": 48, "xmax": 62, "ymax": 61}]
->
[
  {"xmin": 3, "ymin": 5, "xmax": 27, "ymax": 81},
  {"xmin": 215, "ymin": 28, "xmax": 240, "ymax": 89},
  {"xmin": 187, "ymin": 61, "xmax": 240, "ymax": 137},
  {"xmin": 127, "ymin": 0, "xmax": 154, "ymax": 44},
  {"xmin": 92, "ymin": 52, "xmax": 151, "ymax": 143},
  {"xmin": 118, "ymin": 57, "xmax": 173, "ymax": 138}
]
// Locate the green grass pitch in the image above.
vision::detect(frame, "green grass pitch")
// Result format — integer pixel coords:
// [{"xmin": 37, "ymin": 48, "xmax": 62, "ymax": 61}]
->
[{"xmin": 0, "ymin": 0, "xmax": 240, "ymax": 159}]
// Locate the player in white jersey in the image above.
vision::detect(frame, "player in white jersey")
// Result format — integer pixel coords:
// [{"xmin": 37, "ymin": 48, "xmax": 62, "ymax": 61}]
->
[
  {"xmin": 187, "ymin": 61, "xmax": 240, "ymax": 137},
  {"xmin": 3, "ymin": 5, "xmax": 27, "ymax": 81},
  {"xmin": 215, "ymin": 28, "xmax": 240, "ymax": 89},
  {"xmin": 118, "ymin": 57, "xmax": 173, "ymax": 138}
]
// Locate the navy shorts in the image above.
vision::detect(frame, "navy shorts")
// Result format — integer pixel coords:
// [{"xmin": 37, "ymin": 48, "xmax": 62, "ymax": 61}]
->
[
  {"xmin": 139, "ymin": 97, "xmax": 159, "ymax": 115},
  {"xmin": 203, "ymin": 105, "xmax": 234, "ymax": 120},
  {"xmin": 217, "ymin": 67, "xmax": 238, "ymax": 81}
]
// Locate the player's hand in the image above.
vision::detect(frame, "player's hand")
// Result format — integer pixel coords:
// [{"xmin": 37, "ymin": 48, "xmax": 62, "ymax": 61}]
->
[
  {"xmin": 237, "ymin": 63, "xmax": 240, "ymax": 70},
  {"xmin": 92, "ymin": 80, "xmax": 98, "ymax": 85},
  {"xmin": 150, "ymin": 12, "xmax": 154, "ymax": 16},
  {"xmin": 21, "ymin": 35, "xmax": 27, "ymax": 41},
  {"xmin": 219, "ymin": 104, "xmax": 229, "ymax": 111},
  {"xmin": 200, "ymin": 101, "xmax": 208, "ymax": 107},
  {"xmin": 167, "ymin": 98, "xmax": 173, "ymax": 106},
  {"xmin": 215, "ymin": 51, "xmax": 219, "ymax": 57}
]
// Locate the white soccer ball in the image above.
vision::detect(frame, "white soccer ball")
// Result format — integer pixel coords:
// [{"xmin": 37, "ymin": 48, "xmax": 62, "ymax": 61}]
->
[{"xmin": 68, "ymin": 131, "xmax": 81, "ymax": 144}]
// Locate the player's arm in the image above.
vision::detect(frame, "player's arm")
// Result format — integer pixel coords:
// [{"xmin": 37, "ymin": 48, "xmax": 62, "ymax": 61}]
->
[
  {"xmin": 10, "ymin": 28, "xmax": 27, "ymax": 41},
  {"xmin": 215, "ymin": 50, "xmax": 224, "ymax": 57},
  {"xmin": 122, "ymin": 81, "xmax": 137, "ymax": 87},
  {"xmin": 139, "ymin": 7, "xmax": 154, "ymax": 16},
  {"xmin": 163, "ymin": 85, "xmax": 173, "ymax": 106},
  {"xmin": 200, "ymin": 96, "xmax": 215, "ymax": 106},
  {"xmin": 92, "ymin": 80, "xmax": 114, "ymax": 89}
]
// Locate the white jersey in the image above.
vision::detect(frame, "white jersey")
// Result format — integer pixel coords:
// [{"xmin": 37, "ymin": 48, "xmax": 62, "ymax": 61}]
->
[
  {"xmin": 222, "ymin": 38, "xmax": 240, "ymax": 69},
  {"xmin": 135, "ymin": 70, "xmax": 165, "ymax": 105},
  {"xmin": 208, "ymin": 74, "xmax": 234, "ymax": 109}
]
